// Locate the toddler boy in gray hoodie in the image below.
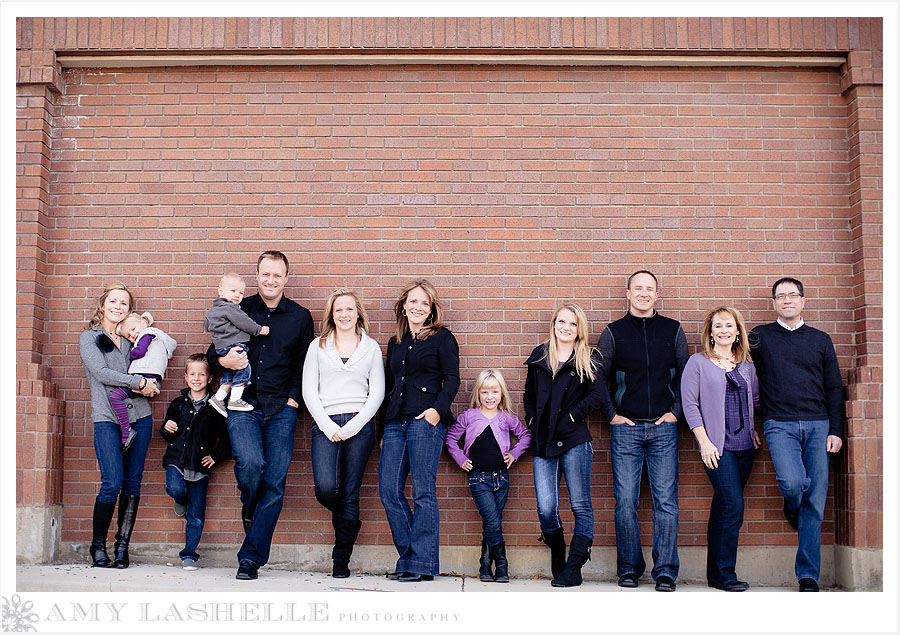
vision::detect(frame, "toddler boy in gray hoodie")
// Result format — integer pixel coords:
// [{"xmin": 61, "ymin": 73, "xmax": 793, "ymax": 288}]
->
[{"xmin": 204, "ymin": 273, "xmax": 269, "ymax": 415}]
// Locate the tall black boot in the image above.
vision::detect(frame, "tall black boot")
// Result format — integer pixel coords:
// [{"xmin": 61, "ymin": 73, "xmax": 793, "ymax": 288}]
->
[
  {"xmin": 332, "ymin": 517, "xmax": 362, "ymax": 578},
  {"xmin": 539, "ymin": 530, "xmax": 566, "ymax": 579},
  {"xmin": 478, "ymin": 539, "xmax": 494, "ymax": 581},
  {"xmin": 551, "ymin": 534, "xmax": 592, "ymax": 588},
  {"xmin": 89, "ymin": 498, "xmax": 117, "ymax": 568},
  {"xmin": 489, "ymin": 541, "xmax": 509, "ymax": 583},
  {"xmin": 113, "ymin": 495, "xmax": 140, "ymax": 569}
]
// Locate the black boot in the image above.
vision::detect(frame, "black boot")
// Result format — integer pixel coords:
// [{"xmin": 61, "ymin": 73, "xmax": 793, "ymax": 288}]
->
[
  {"xmin": 113, "ymin": 495, "xmax": 140, "ymax": 569},
  {"xmin": 332, "ymin": 517, "xmax": 362, "ymax": 578},
  {"xmin": 489, "ymin": 541, "xmax": 509, "ymax": 583},
  {"xmin": 478, "ymin": 539, "xmax": 494, "ymax": 581},
  {"xmin": 89, "ymin": 498, "xmax": 117, "ymax": 568},
  {"xmin": 551, "ymin": 534, "xmax": 591, "ymax": 588},
  {"xmin": 539, "ymin": 530, "xmax": 566, "ymax": 579}
]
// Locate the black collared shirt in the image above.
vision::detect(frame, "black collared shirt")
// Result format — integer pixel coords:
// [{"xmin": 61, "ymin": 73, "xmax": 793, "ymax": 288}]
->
[{"xmin": 208, "ymin": 293, "xmax": 313, "ymax": 416}]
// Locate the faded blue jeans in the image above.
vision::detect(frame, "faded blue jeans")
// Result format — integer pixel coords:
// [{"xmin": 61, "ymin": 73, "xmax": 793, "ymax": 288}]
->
[
  {"xmin": 165, "ymin": 466, "xmax": 209, "ymax": 562},
  {"xmin": 610, "ymin": 420, "xmax": 679, "ymax": 581},
  {"xmin": 378, "ymin": 417, "xmax": 445, "ymax": 576},
  {"xmin": 227, "ymin": 403, "xmax": 298, "ymax": 567},
  {"xmin": 532, "ymin": 441, "xmax": 594, "ymax": 539},
  {"xmin": 763, "ymin": 419, "xmax": 830, "ymax": 582}
]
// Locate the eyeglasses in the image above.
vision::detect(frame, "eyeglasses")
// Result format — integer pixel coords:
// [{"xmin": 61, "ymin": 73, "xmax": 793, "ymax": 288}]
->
[{"xmin": 774, "ymin": 292, "xmax": 803, "ymax": 302}]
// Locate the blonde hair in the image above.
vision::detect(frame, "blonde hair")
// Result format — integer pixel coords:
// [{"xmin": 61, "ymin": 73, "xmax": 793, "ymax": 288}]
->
[
  {"xmin": 701, "ymin": 306, "xmax": 751, "ymax": 364},
  {"xmin": 219, "ymin": 272, "xmax": 246, "ymax": 289},
  {"xmin": 119, "ymin": 311, "xmax": 154, "ymax": 334},
  {"xmin": 393, "ymin": 279, "xmax": 445, "ymax": 342},
  {"xmin": 319, "ymin": 288, "xmax": 370, "ymax": 347},
  {"xmin": 87, "ymin": 282, "xmax": 135, "ymax": 329},
  {"xmin": 469, "ymin": 369, "xmax": 513, "ymax": 413},
  {"xmin": 542, "ymin": 302, "xmax": 598, "ymax": 382}
]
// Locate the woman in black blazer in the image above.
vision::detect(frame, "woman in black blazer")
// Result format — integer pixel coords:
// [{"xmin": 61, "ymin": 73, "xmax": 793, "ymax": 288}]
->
[
  {"xmin": 378, "ymin": 279, "xmax": 460, "ymax": 582},
  {"xmin": 524, "ymin": 302, "xmax": 608, "ymax": 588}
]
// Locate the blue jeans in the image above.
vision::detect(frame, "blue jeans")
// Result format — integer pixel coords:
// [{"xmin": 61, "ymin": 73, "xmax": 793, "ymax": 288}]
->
[
  {"xmin": 216, "ymin": 344, "xmax": 251, "ymax": 387},
  {"xmin": 310, "ymin": 413, "xmax": 375, "ymax": 524},
  {"xmin": 704, "ymin": 448, "xmax": 754, "ymax": 584},
  {"xmin": 610, "ymin": 420, "xmax": 679, "ymax": 581},
  {"xmin": 532, "ymin": 441, "xmax": 594, "ymax": 539},
  {"xmin": 378, "ymin": 417, "xmax": 445, "ymax": 576},
  {"xmin": 227, "ymin": 403, "xmax": 298, "ymax": 566},
  {"xmin": 165, "ymin": 465, "xmax": 210, "ymax": 561},
  {"xmin": 93, "ymin": 415, "xmax": 153, "ymax": 503},
  {"xmin": 763, "ymin": 419, "xmax": 830, "ymax": 582},
  {"xmin": 468, "ymin": 470, "xmax": 510, "ymax": 545}
]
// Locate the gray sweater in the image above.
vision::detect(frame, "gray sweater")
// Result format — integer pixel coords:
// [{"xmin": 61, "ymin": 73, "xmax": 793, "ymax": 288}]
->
[
  {"xmin": 127, "ymin": 326, "xmax": 177, "ymax": 377},
  {"xmin": 204, "ymin": 297, "xmax": 265, "ymax": 349},
  {"xmin": 79, "ymin": 327, "xmax": 152, "ymax": 424}
]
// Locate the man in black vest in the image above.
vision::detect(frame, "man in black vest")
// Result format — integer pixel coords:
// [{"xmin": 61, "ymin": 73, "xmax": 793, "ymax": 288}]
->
[
  {"xmin": 750, "ymin": 277, "xmax": 844, "ymax": 592},
  {"xmin": 596, "ymin": 270, "xmax": 688, "ymax": 592}
]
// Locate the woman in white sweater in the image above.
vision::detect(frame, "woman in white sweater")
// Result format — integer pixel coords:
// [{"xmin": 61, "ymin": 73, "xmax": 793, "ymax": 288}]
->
[{"xmin": 302, "ymin": 288, "xmax": 385, "ymax": 578}]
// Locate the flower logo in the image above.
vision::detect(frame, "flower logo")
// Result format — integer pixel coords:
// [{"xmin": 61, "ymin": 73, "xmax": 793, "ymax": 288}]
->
[{"xmin": 1, "ymin": 595, "xmax": 39, "ymax": 632}]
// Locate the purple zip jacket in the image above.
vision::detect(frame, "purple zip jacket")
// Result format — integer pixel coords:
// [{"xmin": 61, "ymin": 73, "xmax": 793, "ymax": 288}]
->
[
  {"xmin": 681, "ymin": 353, "xmax": 760, "ymax": 455},
  {"xmin": 445, "ymin": 408, "xmax": 531, "ymax": 468}
]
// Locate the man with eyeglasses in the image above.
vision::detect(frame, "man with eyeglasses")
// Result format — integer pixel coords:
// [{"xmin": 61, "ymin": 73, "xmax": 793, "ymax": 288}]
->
[{"xmin": 750, "ymin": 277, "xmax": 844, "ymax": 592}]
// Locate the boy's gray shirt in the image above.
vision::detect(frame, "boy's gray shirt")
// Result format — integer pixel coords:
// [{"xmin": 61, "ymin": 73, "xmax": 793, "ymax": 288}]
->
[{"xmin": 204, "ymin": 297, "xmax": 265, "ymax": 350}]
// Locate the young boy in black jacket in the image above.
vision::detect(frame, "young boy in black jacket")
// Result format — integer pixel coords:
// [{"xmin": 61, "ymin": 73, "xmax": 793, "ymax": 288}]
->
[{"xmin": 161, "ymin": 353, "xmax": 231, "ymax": 570}]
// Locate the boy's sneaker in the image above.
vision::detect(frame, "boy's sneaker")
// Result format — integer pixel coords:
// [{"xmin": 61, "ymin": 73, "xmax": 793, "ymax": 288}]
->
[
  {"xmin": 121, "ymin": 429, "xmax": 137, "ymax": 453},
  {"xmin": 182, "ymin": 558, "xmax": 198, "ymax": 571},
  {"xmin": 173, "ymin": 501, "xmax": 186, "ymax": 517},
  {"xmin": 227, "ymin": 398, "xmax": 254, "ymax": 412},
  {"xmin": 209, "ymin": 396, "xmax": 228, "ymax": 417}
]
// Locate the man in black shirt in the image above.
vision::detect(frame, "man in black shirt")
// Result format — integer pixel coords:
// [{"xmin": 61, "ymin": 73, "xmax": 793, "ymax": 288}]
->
[
  {"xmin": 751, "ymin": 277, "xmax": 844, "ymax": 592},
  {"xmin": 208, "ymin": 251, "xmax": 314, "ymax": 580},
  {"xmin": 596, "ymin": 270, "xmax": 688, "ymax": 592}
]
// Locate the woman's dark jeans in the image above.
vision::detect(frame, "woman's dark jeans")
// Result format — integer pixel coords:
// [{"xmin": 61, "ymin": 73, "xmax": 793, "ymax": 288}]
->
[
  {"xmin": 704, "ymin": 447, "xmax": 755, "ymax": 584},
  {"xmin": 310, "ymin": 413, "xmax": 375, "ymax": 524},
  {"xmin": 94, "ymin": 415, "xmax": 153, "ymax": 503}
]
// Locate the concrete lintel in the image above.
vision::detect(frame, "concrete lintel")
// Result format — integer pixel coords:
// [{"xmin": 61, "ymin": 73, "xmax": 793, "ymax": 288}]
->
[
  {"xmin": 56, "ymin": 53, "xmax": 847, "ymax": 69},
  {"xmin": 16, "ymin": 505, "xmax": 62, "ymax": 564}
]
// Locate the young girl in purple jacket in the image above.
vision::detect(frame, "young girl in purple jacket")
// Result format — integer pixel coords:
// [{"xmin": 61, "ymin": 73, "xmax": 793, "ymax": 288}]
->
[{"xmin": 445, "ymin": 369, "xmax": 531, "ymax": 583}]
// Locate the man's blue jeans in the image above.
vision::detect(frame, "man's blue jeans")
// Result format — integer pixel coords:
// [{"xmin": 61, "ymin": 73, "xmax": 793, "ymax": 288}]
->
[
  {"xmin": 704, "ymin": 448, "xmax": 754, "ymax": 584},
  {"xmin": 610, "ymin": 420, "xmax": 679, "ymax": 581},
  {"xmin": 532, "ymin": 440, "xmax": 594, "ymax": 539},
  {"xmin": 763, "ymin": 419, "xmax": 830, "ymax": 582},
  {"xmin": 378, "ymin": 417, "xmax": 445, "ymax": 576},
  {"xmin": 468, "ymin": 469, "xmax": 510, "ymax": 545},
  {"xmin": 227, "ymin": 404, "xmax": 298, "ymax": 566},
  {"xmin": 310, "ymin": 413, "xmax": 375, "ymax": 525},
  {"xmin": 94, "ymin": 415, "xmax": 153, "ymax": 503},
  {"xmin": 165, "ymin": 465, "xmax": 210, "ymax": 562}
]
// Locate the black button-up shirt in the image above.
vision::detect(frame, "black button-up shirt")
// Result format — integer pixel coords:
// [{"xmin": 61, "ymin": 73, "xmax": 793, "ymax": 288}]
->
[{"xmin": 207, "ymin": 293, "xmax": 313, "ymax": 416}]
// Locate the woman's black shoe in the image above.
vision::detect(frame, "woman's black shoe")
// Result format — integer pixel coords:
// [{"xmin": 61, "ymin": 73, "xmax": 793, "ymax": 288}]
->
[
  {"xmin": 397, "ymin": 573, "xmax": 434, "ymax": 582},
  {"xmin": 708, "ymin": 579, "xmax": 750, "ymax": 592}
]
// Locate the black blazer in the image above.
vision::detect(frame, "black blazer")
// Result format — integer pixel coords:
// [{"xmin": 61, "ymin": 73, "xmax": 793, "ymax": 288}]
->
[
  {"xmin": 524, "ymin": 344, "xmax": 609, "ymax": 457},
  {"xmin": 161, "ymin": 389, "xmax": 231, "ymax": 474},
  {"xmin": 383, "ymin": 328, "xmax": 460, "ymax": 426}
]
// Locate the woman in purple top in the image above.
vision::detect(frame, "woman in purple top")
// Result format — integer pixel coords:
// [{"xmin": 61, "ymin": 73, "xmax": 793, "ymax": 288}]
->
[
  {"xmin": 445, "ymin": 369, "xmax": 531, "ymax": 583},
  {"xmin": 681, "ymin": 306, "xmax": 761, "ymax": 592}
]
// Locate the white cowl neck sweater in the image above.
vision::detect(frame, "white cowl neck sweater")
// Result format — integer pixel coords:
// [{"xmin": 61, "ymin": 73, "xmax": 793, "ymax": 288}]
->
[{"xmin": 301, "ymin": 331, "xmax": 385, "ymax": 439}]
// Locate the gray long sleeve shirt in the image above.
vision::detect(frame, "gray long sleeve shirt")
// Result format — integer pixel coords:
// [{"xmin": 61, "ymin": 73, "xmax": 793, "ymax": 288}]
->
[
  {"xmin": 204, "ymin": 297, "xmax": 265, "ymax": 350},
  {"xmin": 79, "ymin": 327, "xmax": 152, "ymax": 424}
]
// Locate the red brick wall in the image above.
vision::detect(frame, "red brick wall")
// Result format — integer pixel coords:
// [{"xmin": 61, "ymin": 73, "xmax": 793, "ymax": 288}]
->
[{"xmin": 47, "ymin": 62, "xmax": 856, "ymax": 551}]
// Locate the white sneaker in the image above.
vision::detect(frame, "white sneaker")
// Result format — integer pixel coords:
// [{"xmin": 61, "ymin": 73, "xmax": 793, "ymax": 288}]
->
[
  {"xmin": 227, "ymin": 398, "xmax": 254, "ymax": 412},
  {"xmin": 209, "ymin": 396, "xmax": 228, "ymax": 417},
  {"xmin": 182, "ymin": 558, "xmax": 198, "ymax": 571}
]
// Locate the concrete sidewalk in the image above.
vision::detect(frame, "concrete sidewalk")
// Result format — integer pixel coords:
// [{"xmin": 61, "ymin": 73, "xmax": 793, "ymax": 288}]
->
[{"xmin": 16, "ymin": 563, "xmax": 799, "ymax": 593}]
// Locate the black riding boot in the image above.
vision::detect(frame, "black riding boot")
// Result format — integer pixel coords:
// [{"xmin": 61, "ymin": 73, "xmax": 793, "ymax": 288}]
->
[
  {"xmin": 539, "ymin": 529, "xmax": 566, "ymax": 579},
  {"xmin": 113, "ymin": 495, "xmax": 140, "ymax": 569},
  {"xmin": 551, "ymin": 534, "xmax": 592, "ymax": 588},
  {"xmin": 89, "ymin": 498, "xmax": 117, "ymax": 567},
  {"xmin": 489, "ymin": 541, "xmax": 509, "ymax": 583},
  {"xmin": 478, "ymin": 539, "xmax": 494, "ymax": 581},
  {"xmin": 332, "ymin": 517, "xmax": 362, "ymax": 578}
]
